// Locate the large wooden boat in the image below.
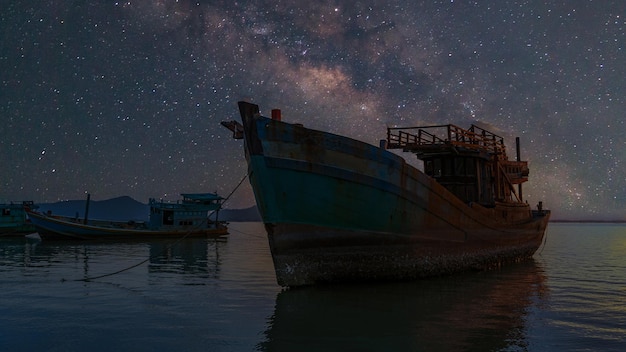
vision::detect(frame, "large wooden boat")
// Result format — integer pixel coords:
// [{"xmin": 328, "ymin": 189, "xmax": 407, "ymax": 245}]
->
[
  {"xmin": 1, "ymin": 201, "xmax": 37, "ymax": 235},
  {"xmin": 224, "ymin": 101, "xmax": 550, "ymax": 287},
  {"xmin": 25, "ymin": 193, "xmax": 228, "ymax": 240}
]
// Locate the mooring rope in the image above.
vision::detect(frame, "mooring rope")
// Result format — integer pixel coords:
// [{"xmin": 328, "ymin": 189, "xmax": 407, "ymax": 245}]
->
[
  {"xmin": 67, "ymin": 174, "xmax": 248, "ymax": 282},
  {"xmin": 222, "ymin": 174, "xmax": 248, "ymax": 205},
  {"xmin": 226, "ymin": 224, "xmax": 266, "ymax": 239},
  {"xmin": 207, "ymin": 173, "xmax": 248, "ymax": 219}
]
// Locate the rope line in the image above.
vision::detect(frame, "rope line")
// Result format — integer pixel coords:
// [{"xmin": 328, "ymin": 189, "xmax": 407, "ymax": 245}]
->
[
  {"xmin": 208, "ymin": 173, "xmax": 248, "ymax": 219},
  {"xmin": 227, "ymin": 224, "xmax": 265, "ymax": 239},
  {"xmin": 223, "ymin": 174, "xmax": 248, "ymax": 205}
]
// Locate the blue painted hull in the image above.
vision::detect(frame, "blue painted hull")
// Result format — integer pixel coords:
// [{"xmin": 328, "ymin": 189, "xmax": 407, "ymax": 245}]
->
[
  {"xmin": 26, "ymin": 210, "xmax": 227, "ymax": 240},
  {"xmin": 238, "ymin": 102, "xmax": 550, "ymax": 286}
]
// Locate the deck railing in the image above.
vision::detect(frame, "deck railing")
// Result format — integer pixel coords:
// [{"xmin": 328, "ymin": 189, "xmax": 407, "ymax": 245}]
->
[{"xmin": 387, "ymin": 124, "xmax": 508, "ymax": 159}]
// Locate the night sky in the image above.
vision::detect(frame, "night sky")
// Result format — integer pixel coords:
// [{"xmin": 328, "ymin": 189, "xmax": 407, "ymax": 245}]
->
[{"xmin": 1, "ymin": 1, "xmax": 625, "ymax": 220}]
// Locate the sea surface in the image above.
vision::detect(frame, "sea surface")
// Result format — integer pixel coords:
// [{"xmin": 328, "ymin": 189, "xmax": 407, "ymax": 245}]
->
[{"xmin": 1, "ymin": 222, "xmax": 625, "ymax": 351}]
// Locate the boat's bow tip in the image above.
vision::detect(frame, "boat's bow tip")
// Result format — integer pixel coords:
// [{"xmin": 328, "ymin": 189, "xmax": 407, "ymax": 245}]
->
[{"xmin": 238, "ymin": 101, "xmax": 260, "ymax": 116}]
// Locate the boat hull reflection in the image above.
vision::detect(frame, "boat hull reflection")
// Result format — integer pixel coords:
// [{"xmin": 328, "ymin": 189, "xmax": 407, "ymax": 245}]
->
[{"xmin": 259, "ymin": 260, "xmax": 547, "ymax": 351}]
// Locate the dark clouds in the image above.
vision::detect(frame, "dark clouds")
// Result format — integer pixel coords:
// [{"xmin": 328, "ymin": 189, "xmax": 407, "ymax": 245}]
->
[{"xmin": 1, "ymin": 1, "xmax": 625, "ymax": 219}]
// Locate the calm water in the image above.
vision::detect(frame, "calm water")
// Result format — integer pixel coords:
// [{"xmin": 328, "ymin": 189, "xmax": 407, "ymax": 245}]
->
[{"xmin": 1, "ymin": 222, "xmax": 625, "ymax": 351}]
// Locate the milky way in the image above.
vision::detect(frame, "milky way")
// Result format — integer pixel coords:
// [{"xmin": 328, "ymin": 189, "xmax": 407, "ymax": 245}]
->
[{"xmin": 1, "ymin": 1, "xmax": 625, "ymax": 220}]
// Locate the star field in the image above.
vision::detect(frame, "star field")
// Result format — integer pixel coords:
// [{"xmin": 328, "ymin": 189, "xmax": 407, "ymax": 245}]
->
[{"xmin": 1, "ymin": 1, "xmax": 625, "ymax": 220}]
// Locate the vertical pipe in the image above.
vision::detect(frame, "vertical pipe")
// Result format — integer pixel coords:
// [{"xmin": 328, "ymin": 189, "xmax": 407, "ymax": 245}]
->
[
  {"xmin": 271, "ymin": 109, "xmax": 281, "ymax": 121},
  {"xmin": 516, "ymin": 137, "xmax": 523, "ymax": 202},
  {"xmin": 83, "ymin": 193, "xmax": 91, "ymax": 225}
]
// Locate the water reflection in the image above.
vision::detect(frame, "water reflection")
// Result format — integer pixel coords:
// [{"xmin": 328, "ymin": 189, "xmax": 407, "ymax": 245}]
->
[
  {"xmin": 0, "ymin": 237, "xmax": 227, "ymax": 282},
  {"xmin": 148, "ymin": 238, "xmax": 226, "ymax": 279},
  {"xmin": 259, "ymin": 260, "xmax": 548, "ymax": 351}
]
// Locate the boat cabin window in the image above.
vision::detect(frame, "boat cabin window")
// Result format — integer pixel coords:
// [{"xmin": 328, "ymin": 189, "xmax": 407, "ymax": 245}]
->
[
  {"xmin": 428, "ymin": 159, "xmax": 442, "ymax": 177},
  {"xmin": 163, "ymin": 210, "xmax": 174, "ymax": 225},
  {"xmin": 2, "ymin": 209, "xmax": 10, "ymax": 216}
]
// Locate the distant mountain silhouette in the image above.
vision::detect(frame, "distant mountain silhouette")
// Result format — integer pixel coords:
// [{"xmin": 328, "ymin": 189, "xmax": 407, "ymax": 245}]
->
[
  {"xmin": 38, "ymin": 196, "xmax": 150, "ymax": 221},
  {"xmin": 38, "ymin": 196, "xmax": 261, "ymax": 222}
]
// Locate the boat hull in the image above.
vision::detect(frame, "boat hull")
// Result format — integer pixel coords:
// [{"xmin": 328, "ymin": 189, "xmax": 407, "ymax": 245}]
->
[
  {"xmin": 238, "ymin": 102, "xmax": 550, "ymax": 286},
  {"xmin": 26, "ymin": 210, "xmax": 228, "ymax": 240},
  {"xmin": 1, "ymin": 202, "xmax": 36, "ymax": 236},
  {"xmin": 266, "ymin": 221, "xmax": 547, "ymax": 286}
]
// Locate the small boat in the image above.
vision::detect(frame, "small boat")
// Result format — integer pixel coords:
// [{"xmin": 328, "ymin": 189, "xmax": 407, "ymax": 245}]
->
[
  {"xmin": 223, "ymin": 101, "xmax": 550, "ymax": 287},
  {"xmin": 1, "ymin": 201, "xmax": 37, "ymax": 236},
  {"xmin": 25, "ymin": 193, "xmax": 228, "ymax": 240}
]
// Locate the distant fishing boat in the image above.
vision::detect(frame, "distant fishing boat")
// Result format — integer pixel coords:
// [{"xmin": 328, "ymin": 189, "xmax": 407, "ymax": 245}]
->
[
  {"xmin": 223, "ymin": 101, "xmax": 551, "ymax": 287},
  {"xmin": 1, "ymin": 201, "xmax": 37, "ymax": 235},
  {"xmin": 25, "ymin": 193, "xmax": 228, "ymax": 240}
]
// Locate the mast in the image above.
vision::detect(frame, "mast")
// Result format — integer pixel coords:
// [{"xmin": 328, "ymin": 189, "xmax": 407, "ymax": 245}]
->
[
  {"xmin": 516, "ymin": 137, "xmax": 523, "ymax": 202},
  {"xmin": 83, "ymin": 193, "xmax": 91, "ymax": 225}
]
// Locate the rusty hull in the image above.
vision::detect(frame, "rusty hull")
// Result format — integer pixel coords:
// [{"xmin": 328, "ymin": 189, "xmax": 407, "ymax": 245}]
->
[{"xmin": 236, "ymin": 101, "xmax": 551, "ymax": 287}]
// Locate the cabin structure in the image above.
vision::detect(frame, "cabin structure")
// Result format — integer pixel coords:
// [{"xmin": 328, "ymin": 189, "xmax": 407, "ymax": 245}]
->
[
  {"xmin": 386, "ymin": 124, "xmax": 529, "ymax": 207},
  {"xmin": 148, "ymin": 193, "xmax": 224, "ymax": 230}
]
